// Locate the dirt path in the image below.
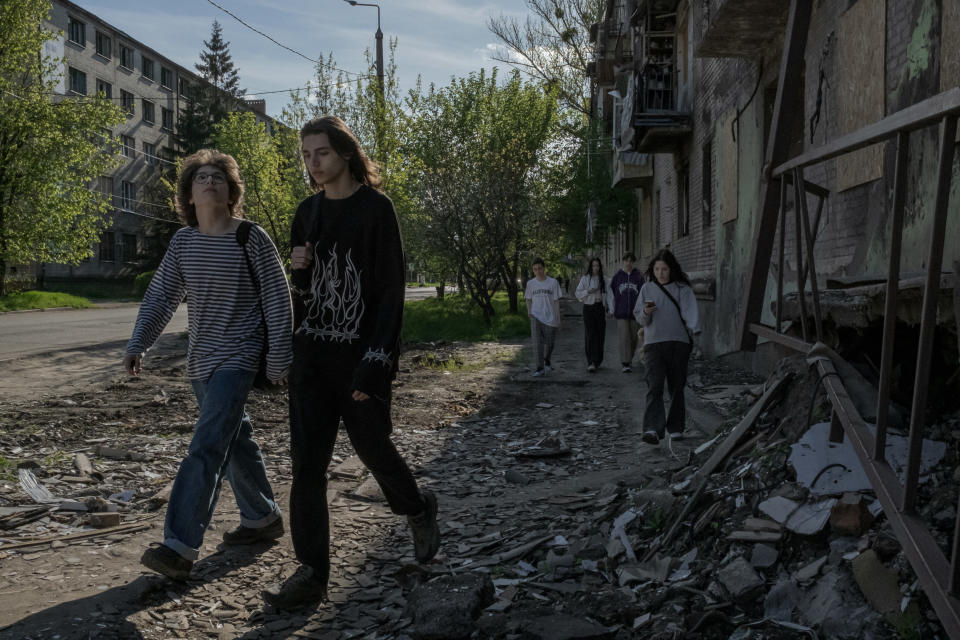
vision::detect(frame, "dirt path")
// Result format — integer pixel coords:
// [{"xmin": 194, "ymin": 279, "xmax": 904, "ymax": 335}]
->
[{"xmin": 0, "ymin": 298, "xmax": 746, "ymax": 639}]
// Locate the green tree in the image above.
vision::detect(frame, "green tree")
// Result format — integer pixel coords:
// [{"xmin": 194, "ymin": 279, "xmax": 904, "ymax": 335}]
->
[
  {"xmin": 210, "ymin": 112, "xmax": 307, "ymax": 251},
  {"xmin": 404, "ymin": 69, "xmax": 558, "ymax": 321},
  {"xmin": 196, "ymin": 20, "xmax": 245, "ymax": 102},
  {"xmin": 0, "ymin": 0, "xmax": 124, "ymax": 295}
]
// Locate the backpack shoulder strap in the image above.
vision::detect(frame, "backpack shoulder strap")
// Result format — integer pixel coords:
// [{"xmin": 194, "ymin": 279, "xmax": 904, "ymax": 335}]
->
[{"xmin": 235, "ymin": 219, "xmax": 254, "ymax": 247}]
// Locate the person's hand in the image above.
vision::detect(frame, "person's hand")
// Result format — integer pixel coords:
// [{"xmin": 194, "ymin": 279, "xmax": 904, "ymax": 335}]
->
[
  {"xmin": 352, "ymin": 390, "xmax": 370, "ymax": 402},
  {"xmin": 644, "ymin": 301, "xmax": 656, "ymax": 316},
  {"xmin": 270, "ymin": 367, "xmax": 289, "ymax": 386},
  {"xmin": 291, "ymin": 242, "xmax": 314, "ymax": 270},
  {"xmin": 123, "ymin": 353, "xmax": 142, "ymax": 376}
]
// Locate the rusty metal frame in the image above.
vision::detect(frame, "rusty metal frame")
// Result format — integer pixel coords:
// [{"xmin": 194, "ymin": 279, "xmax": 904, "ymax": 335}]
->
[{"xmin": 740, "ymin": 90, "xmax": 960, "ymax": 637}]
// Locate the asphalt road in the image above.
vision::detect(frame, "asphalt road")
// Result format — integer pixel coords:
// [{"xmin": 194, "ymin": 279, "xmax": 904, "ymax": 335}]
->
[
  {"xmin": 0, "ymin": 302, "xmax": 188, "ymax": 360},
  {"xmin": 0, "ymin": 287, "xmax": 446, "ymax": 360}
]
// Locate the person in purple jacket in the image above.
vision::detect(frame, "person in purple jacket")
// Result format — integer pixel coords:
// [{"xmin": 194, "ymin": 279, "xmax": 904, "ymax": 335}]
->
[{"xmin": 610, "ymin": 252, "xmax": 645, "ymax": 373}]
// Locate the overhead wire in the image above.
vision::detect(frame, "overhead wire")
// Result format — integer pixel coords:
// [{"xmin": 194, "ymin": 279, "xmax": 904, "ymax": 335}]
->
[{"xmin": 203, "ymin": 0, "xmax": 371, "ymax": 79}]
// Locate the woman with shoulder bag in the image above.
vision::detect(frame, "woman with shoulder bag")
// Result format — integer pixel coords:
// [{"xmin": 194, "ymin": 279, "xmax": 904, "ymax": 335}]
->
[{"xmin": 633, "ymin": 249, "xmax": 699, "ymax": 445}]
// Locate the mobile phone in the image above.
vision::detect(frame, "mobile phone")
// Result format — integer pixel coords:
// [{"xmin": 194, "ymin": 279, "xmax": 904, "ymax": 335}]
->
[{"xmin": 644, "ymin": 300, "xmax": 655, "ymax": 308}]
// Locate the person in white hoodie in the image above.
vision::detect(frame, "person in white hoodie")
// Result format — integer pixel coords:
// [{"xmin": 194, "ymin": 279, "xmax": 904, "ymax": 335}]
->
[
  {"xmin": 575, "ymin": 257, "xmax": 614, "ymax": 372},
  {"xmin": 633, "ymin": 249, "xmax": 700, "ymax": 444}
]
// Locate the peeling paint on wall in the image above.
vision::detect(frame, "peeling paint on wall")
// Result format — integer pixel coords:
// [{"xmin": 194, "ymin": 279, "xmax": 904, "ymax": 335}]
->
[{"xmin": 906, "ymin": 0, "xmax": 936, "ymax": 82}]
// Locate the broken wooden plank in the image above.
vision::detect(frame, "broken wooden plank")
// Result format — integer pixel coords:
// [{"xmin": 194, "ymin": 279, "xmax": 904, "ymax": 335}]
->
[
  {"xmin": 693, "ymin": 372, "xmax": 793, "ymax": 485},
  {"xmin": 0, "ymin": 521, "xmax": 152, "ymax": 551}
]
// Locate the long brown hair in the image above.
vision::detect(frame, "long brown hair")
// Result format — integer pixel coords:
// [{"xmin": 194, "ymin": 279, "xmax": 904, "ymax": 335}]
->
[
  {"xmin": 175, "ymin": 149, "xmax": 244, "ymax": 226},
  {"xmin": 299, "ymin": 116, "xmax": 381, "ymax": 192}
]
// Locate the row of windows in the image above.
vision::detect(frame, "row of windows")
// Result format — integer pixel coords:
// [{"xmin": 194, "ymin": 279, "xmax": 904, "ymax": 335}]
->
[
  {"xmin": 68, "ymin": 68, "xmax": 175, "ymax": 130},
  {"xmin": 98, "ymin": 231, "xmax": 138, "ymax": 263},
  {"xmin": 68, "ymin": 16, "xmax": 177, "ymax": 90}
]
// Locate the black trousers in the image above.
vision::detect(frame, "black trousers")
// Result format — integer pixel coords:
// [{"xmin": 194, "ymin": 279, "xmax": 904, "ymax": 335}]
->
[
  {"xmin": 643, "ymin": 340, "xmax": 692, "ymax": 437},
  {"xmin": 583, "ymin": 302, "xmax": 606, "ymax": 366},
  {"xmin": 288, "ymin": 354, "xmax": 425, "ymax": 585}
]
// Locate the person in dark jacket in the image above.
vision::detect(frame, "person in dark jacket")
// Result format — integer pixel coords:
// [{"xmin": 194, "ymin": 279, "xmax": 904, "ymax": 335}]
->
[
  {"xmin": 610, "ymin": 252, "xmax": 645, "ymax": 372},
  {"xmin": 262, "ymin": 116, "xmax": 441, "ymax": 609}
]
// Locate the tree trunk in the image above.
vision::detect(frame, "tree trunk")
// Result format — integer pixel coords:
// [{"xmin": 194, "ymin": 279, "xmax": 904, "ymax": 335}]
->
[
  {"xmin": 0, "ymin": 257, "xmax": 6, "ymax": 297},
  {"xmin": 436, "ymin": 278, "xmax": 445, "ymax": 301}
]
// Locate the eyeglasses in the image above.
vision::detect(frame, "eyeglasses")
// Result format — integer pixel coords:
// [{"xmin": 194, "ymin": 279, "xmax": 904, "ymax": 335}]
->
[{"xmin": 193, "ymin": 172, "xmax": 227, "ymax": 184}]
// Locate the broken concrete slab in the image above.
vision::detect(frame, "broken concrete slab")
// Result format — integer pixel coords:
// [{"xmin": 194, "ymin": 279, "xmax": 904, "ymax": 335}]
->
[
  {"xmin": 758, "ymin": 496, "xmax": 799, "ymax": 524},
  {"xmin": 405, "ymin": 573, "xmax": 494, "ymax": 639},
  {"xmin": 785, "ymin": 499, "xmax": 836, "ymax": 536},
  {"xmin": 617, "ymin": 555, "xmax": 671, "ymax": 585},
  {"xmin": 517, "ymin": 611, "xmax": 618, "ymax": 640},
  {"xmin": 717, "ymin": 556, "xmax": 764, "ymax": 601},
  {"xmin": 789, "ymin": 421, "xmax": 946, "ymax": 496},
  {"xmin": 793, "ymin": 555, "xmax": 827, "ymax": 581}
]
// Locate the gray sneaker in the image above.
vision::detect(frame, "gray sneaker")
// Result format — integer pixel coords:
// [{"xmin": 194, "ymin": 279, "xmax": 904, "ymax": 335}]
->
[
  {"xmin": 262, "ymin": 565, "xmax": 327, "ymax": 609},
  {"xmin": 141, "ymin": 543, "xmax": 192, "ymax": 581},
  {"xmin": 408, "ymin": 491, "xmax": 440, "ymax": 562},
  {"xmin": 222, "ymin": 517, "xmax": 284, "ymax": 545}
]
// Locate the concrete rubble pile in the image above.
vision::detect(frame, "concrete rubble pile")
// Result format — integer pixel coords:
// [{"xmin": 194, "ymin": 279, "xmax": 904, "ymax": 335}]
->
[{"xmin": 0, "ymin": 342, "xmax": 957, "ymax": 639}]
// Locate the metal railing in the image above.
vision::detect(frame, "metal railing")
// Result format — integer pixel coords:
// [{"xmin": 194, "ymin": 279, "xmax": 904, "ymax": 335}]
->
[{"xmin": 741, "ymin": 86, "xmax": 960, "ymax": 637}]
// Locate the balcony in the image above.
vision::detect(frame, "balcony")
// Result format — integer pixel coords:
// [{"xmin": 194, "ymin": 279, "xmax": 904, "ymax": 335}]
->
[
  {"xmin": 632, "ymin": 66, "xmax": 691, "ymax": 153},
  {"xmin": 696, "ymin": 0, "xmax": 790, "ymax": 58},
  {"xmin": 612, "ymin": 150, "xmax": 652, "ymax": 189}
]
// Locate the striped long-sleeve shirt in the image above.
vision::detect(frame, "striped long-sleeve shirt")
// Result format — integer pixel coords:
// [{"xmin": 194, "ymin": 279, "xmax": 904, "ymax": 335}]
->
[{"xmin": 126, "ymin": 223, "xmax": 293, "ymax": 381}]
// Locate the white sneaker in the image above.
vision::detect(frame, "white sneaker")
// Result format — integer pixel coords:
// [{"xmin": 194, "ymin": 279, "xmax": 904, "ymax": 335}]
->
[
  {"xmin": 587, "ymin": 364, "xmax": 597, "ymax": 372},
  {"xmin": 531, "ymin": 369, "xmax": 545, "ymax": 377},
  {"xmin": 621, "ymin": 365, "xmax": 632, "ymax": 373},
  {"xmin": 642, "ymin": 430, "xmax": 659, "ymax": 445}
]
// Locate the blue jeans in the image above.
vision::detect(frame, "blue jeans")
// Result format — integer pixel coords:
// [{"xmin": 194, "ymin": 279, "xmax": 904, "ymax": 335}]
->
[{"xmin": 163, "ymin": 368, "xmax": 281, "ymax": 561}]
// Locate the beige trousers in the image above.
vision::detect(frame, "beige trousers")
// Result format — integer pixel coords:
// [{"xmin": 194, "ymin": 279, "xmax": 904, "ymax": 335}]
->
[{"xmin": 617, "ymin": 318, "xmax": 640, "ymax": 365}]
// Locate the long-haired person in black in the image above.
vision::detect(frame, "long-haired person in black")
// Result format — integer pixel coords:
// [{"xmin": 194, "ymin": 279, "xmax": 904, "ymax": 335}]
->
[
  {"xmin": 125, "ymin": 149, "xmax": 292, "ymax": 580},
  {"xmin": 575, "ymin": 257, "xmax": 613, "ymax": 372},
  {"xmin": 633, "ymin": 249, "xmax": 700, "ymax": 445},
  {"xmin": 263, "ymin": 116, "xmax": 440, "ymax": 609}
]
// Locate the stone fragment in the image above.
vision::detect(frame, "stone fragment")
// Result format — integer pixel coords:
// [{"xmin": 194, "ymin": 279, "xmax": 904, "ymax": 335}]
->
[
  {"xmin": 88, "ymin": 512, "xmax": 121, "ymax": 528},
  {"xmin": 793, "ymin": 555, "xmax": 827, "ymax": 581},
  {"xmin": 504, "ymin": 470, "xmax": 531, "ymax": 485},
  {"xmin": 829, "ymin": 493, "xmax": 875, "ymax": 536},
  {"xmin": 727, "ymin": 530, "xmax": 781, "ymax": 543},
  {"xmin": 405, "ymin": 573, "xmax": 494, "ymax": 640},
  {"xmin": 750, "ymin": 543, "xmax": 779, "ymax": 569},
  {"xmin": 717, "ymin": 556, "xmax": 764, "ymax": 601},
  {"xmin": 518, "ymin": 611, "xmax": 618, "ymax": 639},
  {"xmin": 617, "ymin": 555, "xmax": 671, "ymax": 585},
  {"xmin": 348, "ymin": 476, "xmax": 386, "ymax": 503},
  {"xmin": 851, "ymin": 550, "xmax": 900, "ymax": 615}
]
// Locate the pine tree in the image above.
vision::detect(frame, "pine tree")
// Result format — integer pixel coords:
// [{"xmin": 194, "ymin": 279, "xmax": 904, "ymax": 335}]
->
[{"xmin": 195, "ymin": 20, "xmax": 244, "ymax": 100}]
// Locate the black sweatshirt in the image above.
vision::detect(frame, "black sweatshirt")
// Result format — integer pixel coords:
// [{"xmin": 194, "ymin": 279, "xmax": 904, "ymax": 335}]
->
[{"xmin": 289, "ymin": 185, "xmax": 404, "ymax": 397}]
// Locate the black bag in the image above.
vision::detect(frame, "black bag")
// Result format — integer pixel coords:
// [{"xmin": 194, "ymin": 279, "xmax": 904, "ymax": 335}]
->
[{"xmin": 236, "ymin": 221, "xmax": 278, "ymax": 391}]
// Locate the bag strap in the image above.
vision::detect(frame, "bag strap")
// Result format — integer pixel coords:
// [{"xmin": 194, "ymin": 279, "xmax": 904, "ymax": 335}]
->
[
  {"xmin": 236, "ymin": 221, "xmax": 269, "ymax": 344},
  {"xmin": 653, "ymin": 279, "xmax": 692, "ymax": 343}
]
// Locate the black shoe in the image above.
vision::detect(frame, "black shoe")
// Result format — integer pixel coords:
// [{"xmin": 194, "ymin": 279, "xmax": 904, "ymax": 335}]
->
[
  {"xmin": 141, "ymin": 543, "xmax": 192, "ymax": 581},
  {"xmin": 641, "ymin": 430, "xmax": 660, "ymax": 445},
  {"xmin": 408, "ymin": 491, "xmax": 441, "ymax": 562},
  {"xmin": 262, "ymin": 565, "xmax": 327, "ymax": 609},
  {"xmin": 222, "ymin": 517, "xmax": 284, "ymax": 545}
]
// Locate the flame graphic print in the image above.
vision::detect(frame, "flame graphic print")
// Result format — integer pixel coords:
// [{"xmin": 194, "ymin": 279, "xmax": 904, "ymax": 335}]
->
[{"xmin": 301, "ymin": 243, "xmax": 364, "ymax": 342}]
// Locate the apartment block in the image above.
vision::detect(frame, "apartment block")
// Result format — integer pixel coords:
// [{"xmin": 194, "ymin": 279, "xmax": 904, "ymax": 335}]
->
[{"xmin": 41, "ymin": 0, "xmax": 275, "ymax": 280}]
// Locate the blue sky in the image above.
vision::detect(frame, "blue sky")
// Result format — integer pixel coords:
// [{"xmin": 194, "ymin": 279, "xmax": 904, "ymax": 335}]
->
[{"xmin": 80, "ymin": 0, "xmax": 527, "ymax": 118}]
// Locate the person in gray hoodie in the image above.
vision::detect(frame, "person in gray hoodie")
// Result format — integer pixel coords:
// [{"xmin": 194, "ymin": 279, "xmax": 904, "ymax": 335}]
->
[{"xmin": 633, "ymin": 249, "xmax": 700, "ymax": 444}]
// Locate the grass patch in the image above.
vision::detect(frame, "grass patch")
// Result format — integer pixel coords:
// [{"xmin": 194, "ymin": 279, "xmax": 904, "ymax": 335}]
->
[
  {"xmin": 0, "ymin": 290, "xmax": 94, "ymax": 312},
  {"xmin": 43, "ymin": 278, "xmax": 140, "ymax": 301},
  {"xmin": 403, "ymin": 293, "xmax": 529, "ymax": 343},
  {"xmin": 0, "ymin": 457, "xmax": 16, "ymax": 482}
]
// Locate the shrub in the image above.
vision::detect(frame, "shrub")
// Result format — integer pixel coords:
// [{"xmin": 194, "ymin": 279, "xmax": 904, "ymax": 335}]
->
[{"xmin": 134, "ymin": 271, "xmax": 155, "ymax": 298}]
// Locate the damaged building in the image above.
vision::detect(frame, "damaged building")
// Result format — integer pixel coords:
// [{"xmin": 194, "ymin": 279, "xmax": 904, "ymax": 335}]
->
[{"xmin": 587, "ymin": 0, "xmax": 960, "ymax": 636}]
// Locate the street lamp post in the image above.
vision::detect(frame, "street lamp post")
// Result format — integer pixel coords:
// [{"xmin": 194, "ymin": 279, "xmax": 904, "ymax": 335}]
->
[{"xmin": 343, "ymin": 0, "xmax": 383, "ymax": 97}]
